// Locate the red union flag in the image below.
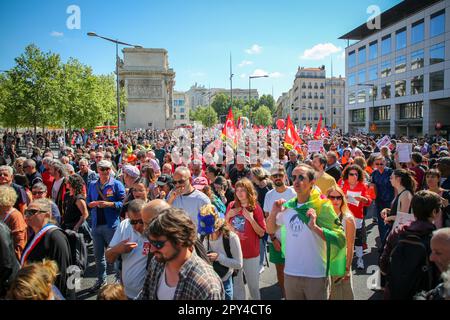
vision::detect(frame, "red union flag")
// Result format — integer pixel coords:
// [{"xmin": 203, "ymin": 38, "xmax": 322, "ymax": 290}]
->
[
  {"xmin": 221, "ymin": 107, "xmax": 236, "ymax": 148},
  {"xmin": 314, "ymin": 114, "xmax": 323, "ymax": 140},
  {"xmin": 284, "ymin": 115, "xmax": 303, "ymax": 153}
]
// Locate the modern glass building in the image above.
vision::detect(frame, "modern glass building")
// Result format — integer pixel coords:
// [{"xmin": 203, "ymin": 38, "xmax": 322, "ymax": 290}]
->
[{"xmin": 340, "ymin": 0, "xmax": 450, "ymax": 137}]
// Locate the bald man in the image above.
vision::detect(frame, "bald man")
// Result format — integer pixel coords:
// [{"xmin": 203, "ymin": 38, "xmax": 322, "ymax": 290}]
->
[
  {"xmin": 430, "ymin": 228, "xmax": 450, "ymax": 274},
  {"xmin": 167, "ymin": 166, "xmax": 210, "ymax": 226},
  {"xmin": 142, "ymin": 199, "xmax": 171, "ymax": 231}
]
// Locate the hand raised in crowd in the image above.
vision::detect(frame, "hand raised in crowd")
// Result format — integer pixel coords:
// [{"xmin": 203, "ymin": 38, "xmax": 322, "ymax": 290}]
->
[
  {"xmin": 306, "ymin": 208, "xmax": 318, "ymax": 229},
  {"xmin": 271, "ymin": 199, "xmax": 287, "ymax": 215}
]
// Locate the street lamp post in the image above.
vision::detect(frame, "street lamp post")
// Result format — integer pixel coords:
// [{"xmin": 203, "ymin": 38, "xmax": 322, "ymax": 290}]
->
[
  {"xmin": 87, "ymin": 32, "xmax": 142, "ymax": 133},
  {"xmin": 249, "ymin": 75, "xmax": 268, "ymax": 124}
]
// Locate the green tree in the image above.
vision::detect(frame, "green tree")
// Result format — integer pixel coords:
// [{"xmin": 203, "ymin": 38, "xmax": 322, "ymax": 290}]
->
[
  {"xmin": 211, "ymin": 93, "xmax": 230, "ymax": 118},
  {"xmin": 252, "ymin": 105, "xmax": 272, "ymax": 126},
  {"xmin": 189, "ymin": 106, "xmax": 218, "ymax": 127},
  {"xmin": 257, "ymin": 94, "xmax": 275, "ymax": 113}
]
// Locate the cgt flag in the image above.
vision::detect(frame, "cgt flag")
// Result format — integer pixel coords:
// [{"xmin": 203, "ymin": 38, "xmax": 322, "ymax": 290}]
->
[
  {"xmin": 284, "ymin": 115, "xmax": 303, "ymax": 153},
  {"xmin": 314, "ymin": 114, "xmax": 323, "ymax": 140},
  {"xmin": 221, "ymin": 107, "xmax": 237, "ymax": 148}
]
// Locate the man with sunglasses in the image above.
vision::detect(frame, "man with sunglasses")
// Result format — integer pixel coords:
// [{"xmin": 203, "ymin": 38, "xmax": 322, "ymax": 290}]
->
[
  {"xmin": 87, "ymin": 160, "xmax": 126, "ymax": 292},
  {"xmin": 140, "ymin": 207, "xmax": 224, "ymax": 300},
  {"xmin": 106, "ymin": 199, "xmax": 149, "ymax": 299},
  {"xmin": 263, "ymin": 165, "xmax": 296, "ymax": 300},
  {"xmin": 168, "ymin": 166, "xmax": 210, "ymax": 226}
]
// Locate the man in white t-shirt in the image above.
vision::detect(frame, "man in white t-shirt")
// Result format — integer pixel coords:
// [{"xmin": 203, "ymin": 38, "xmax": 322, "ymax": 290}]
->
[
  {"xmin": 106, "ymin": 199, "xmax": 150, "ymax": 299},
  {"xmin": 263, "ymin": 164, "xmax": 296, "ymax": 300},
  {"xmin": 267, "ymin": 164, "xmax": 330, "ymax": 300},
  {"xmin": 168, "ymin": 166, "xmax": 210, "ymax": 226}
]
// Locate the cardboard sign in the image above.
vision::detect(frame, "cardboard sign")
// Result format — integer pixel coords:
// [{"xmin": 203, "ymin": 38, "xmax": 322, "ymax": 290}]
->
[
  {"xmin": 397, "ymin": 143, "xmax": 413, "ymax": 163},
  {"xmin": 376, "ymin": 135, "xmax": 391, "ymax": 150},
  {"xmin": 308, "ymin": 140, "xmax": 323, "ymax": 153}
]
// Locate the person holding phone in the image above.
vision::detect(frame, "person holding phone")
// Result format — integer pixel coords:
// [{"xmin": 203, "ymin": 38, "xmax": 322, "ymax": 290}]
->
[{"xmin": 106, "ymin": 199, "xmax": 149, "ymax": 299}]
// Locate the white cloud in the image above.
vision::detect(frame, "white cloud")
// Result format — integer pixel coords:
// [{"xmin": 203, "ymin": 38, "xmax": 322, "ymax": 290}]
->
[
  {"xmin": 245, "ymin": 44, "xmax": 262, "ymax": 55},
  {"xmin": 300, "ymin": 43, "xmax": 342, "ymax": 60},
  {"xmin": 238, "ymin": 60, "xmax": 253, "ymax": 67},
  {"xmin": 50, "ymin": 31, "xmax": 64, "ymax": 37},
  {"xmin": 250, "ymin": 69, "xmax": 269, "ymax": 77},
  {"xmin": 339, "ymin": 51, "xmax": 345, "ymax": 60},
  {"xmin": 269, "ymin": 72, "xmax": 283, "ymax": 78}
]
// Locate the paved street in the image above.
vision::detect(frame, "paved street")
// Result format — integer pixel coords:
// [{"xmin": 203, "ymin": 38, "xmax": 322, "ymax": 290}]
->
[{"xmin": 76, "ymin": 214, "xmax": 384, "ymax": 300}]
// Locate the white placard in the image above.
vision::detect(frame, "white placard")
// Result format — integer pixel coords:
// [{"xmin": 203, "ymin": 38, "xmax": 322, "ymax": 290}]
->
[
  {"xmin": 347, "ymin": 191, "xmax": 361, "ymax": 206},
  {"xmin": 397, "ymin": 143, "xmax": 413, "ymax": 163},
  {"xmin": 393, "ymin": 212, "xmax": 416, "ymax": 230},
  {"xmin": 308, "ymin": 140, "xmax": 323, "ymax": 153},
  {"xmin": 376, "ymin": 135, "xmax": 391, "ymax": 149}
]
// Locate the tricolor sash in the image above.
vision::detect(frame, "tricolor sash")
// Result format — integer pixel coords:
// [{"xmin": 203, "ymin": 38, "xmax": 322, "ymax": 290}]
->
[{"xmin": 20, "ymin": 224, "xmax": 59, "ymax": 266}]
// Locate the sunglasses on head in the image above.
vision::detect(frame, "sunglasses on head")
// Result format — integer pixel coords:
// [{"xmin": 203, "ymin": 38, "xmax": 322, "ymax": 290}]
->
[
  {"xmin": 292, "ymin": 174, "xmax": 307, "ymax": 182},
  {"xmin": 328, "ymin": 195, "xmax": 343, "ymax": 201},
  {"xmin": 24, "ymin": 208, "xmax": 47, "ymax": 217},
  {"xmin": 129, "ymin": 219, "xmax": 144, "ymax": 225},
  {"xmin": 148, "ymin": 239, "xmax": 167, "ymax": 249}
]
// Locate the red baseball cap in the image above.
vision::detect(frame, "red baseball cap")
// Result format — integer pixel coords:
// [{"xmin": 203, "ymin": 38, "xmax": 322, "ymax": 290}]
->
[{"xmin": 193, "ymin": 177, "xmax": 208, "ymax": 190}]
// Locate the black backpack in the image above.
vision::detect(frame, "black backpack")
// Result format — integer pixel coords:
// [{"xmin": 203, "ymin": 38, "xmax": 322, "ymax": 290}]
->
[
  {"xmin": 201, "ymin": 235, "xmax": 237, "ymax": 278},
  {"xmin": 387, "ymin": 231, "xmax": 434, "ymax": 300}
]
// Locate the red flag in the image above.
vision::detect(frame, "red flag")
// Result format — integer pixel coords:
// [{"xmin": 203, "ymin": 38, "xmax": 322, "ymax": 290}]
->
[
  {"xmin": 314, "ymin": 114, "xmax": 323, "ymax": 140},
  {"xmin": 321, "ymin": 126, "xmax": 330, "ymax": 137},
  {"xmin": 284, "ymin": 115, "xmax": 303, "ymax": 152},
  {"xmin": 221, "ymin": 108, "xmax": 237, "ymax": 148}
]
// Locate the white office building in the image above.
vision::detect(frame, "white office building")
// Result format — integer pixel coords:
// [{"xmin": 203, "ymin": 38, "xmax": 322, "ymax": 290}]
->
[{"xmin": 340, "ymin": 0, "xmax": 450, "ymax": 137}]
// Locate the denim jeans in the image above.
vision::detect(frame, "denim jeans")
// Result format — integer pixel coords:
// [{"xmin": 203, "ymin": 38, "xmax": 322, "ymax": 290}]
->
[
  {"xmin": 223, "ymin": 276, "xmax": 233, "ymax": 300},
  {"xmin": 92, "ymin": 224, "xmax": 116, "ymax": 282},
  {"xmin": 376, "ymin": 201, "xmax": 391, "ymax": 249}
]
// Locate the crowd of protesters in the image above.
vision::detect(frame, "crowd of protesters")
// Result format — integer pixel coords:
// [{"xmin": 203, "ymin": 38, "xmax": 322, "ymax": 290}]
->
[{"xmin": 0, "ymin": 127, "xmax": 449, "ymax": 300}]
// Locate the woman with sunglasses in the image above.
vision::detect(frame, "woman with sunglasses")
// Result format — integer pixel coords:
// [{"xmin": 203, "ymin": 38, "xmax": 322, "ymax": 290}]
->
[
  {"xmin": 326, "ymin": 186, "xmax": 356, "ymax": 300},
  {"xmin": 226, "ymin": 178, "xmax": 266, "ymax": 300},
  {"xmin": 339, "ymin": 165, "xmax": 371, "ymax": 270},
  {"xmin": 424, "ymin": 169, "xmax": 450, "ymax": 228},
  {"xmin": 0, "ymin": 185, "xmax": 27, "ymax": 260}
]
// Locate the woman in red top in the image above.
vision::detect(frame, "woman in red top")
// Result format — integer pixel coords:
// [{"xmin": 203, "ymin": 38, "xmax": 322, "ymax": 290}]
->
[
  {"xmin": 226, "ymin": 178, "xmax": 266, "ymax": 300},
  {"xmin": 340, "ymin": 164, "xmax": 371, "ymax": 270}
]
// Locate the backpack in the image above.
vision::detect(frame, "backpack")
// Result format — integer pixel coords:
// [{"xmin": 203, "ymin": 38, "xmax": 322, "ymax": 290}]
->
[
  {"xmin": 387, "ymin": 231, "xmax": 434, "ymax": 300},
  {"xmin": 201, "ymin": 234, "xmax": 237, "ymax": 278},
  {"xmin": 46, "ymin": 228, "xmax": 88, "ymax": 276}
]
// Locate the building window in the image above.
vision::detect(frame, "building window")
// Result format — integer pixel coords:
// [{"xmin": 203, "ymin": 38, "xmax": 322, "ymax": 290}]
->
[
  {"xmin": 395, "ymin": 80, "xmax": 406, "ymax": 97},
  {"xmin": 358, "ymin": 46, "xmax": 366, "ymax": 64},
  {"xmin": 180, "ymin": 115, "xmax": 185, "ymax": 120},
  {"xmin": 358, "ymin": 70, "xmax": 366, "ymax": 83},
  {"xmin": 411, "ymin": 19, "xmax": 424, "ymax": 44},
  {"xmin": 430, "ymin": 10, "xmax": 445, "ymax": 38},
  {"xmin": 381, "ymin": 35, "xmax": 391, "ymax": 56},
  {"xmin": 411, "ymin": 75, "xmax": 424, "ymax": 95},
  {"xmin": 348, "ymin": 73, "xmax": 356, "ymax": 86},
  {"xmin": 430, "ymin": 70, "xmax": 444, "ymax": 91},
  {"xmin": 430, "ymin": 42, "xmax": 445, "ymax": 65},
  {"xmin": 396, "ymin": 28, "xmax": 407, "ymax": 50},
  {"xmin": 349, "ymin": 92, "xmax": 356, "ymax": 105},
  {"xmin": 369, "ymin": 41, "xmax": 378, "ymax": 60},
  {"xmin": 180, "ymin": 108, "xmax": 185, "ymax": 113},
  {"xmin": 399, "ymin": 102, "xmax": 423, "ymax": 119},
  {"xmin": 381, "ymin": 60, "xmax": 391, "ymax": 78},
  {"xmin": 351, "ymin": 109, "xmax": 365, "ymax": 122},
  {"xmin": 357, "ymin": 90, "xmax": 366, "ymax": 103},
  {"xmin": 411, "ymin": 49, "xmax": 424, "ymax": 70},
  {"xmin": 348, "ymin": 51, "xmax": 356, "ymax": 68},
  {"xmin": 369, "ymin": 65, "xmax": 378, "ymax": 81},
  {"xmin": 373, "ymin": 106, "xmax": 391, "ymax": 121},
  {"xmin": 381, "ymin": 83, "xmax": 391, "ymax": 99},
  {"xmin": 395, "ymin": 55, "xmax": 406, "ymax": 73},
  {"xmin": 369, "ymin": 86, "xmax": 378, "ymax": 101},
  {"xmin": 174, "ymin": 115, "xmax": 177, "ymax": 119},
  {"xmin": 173, "ymin": 107, "xmax": 177, "ymax": 113}
]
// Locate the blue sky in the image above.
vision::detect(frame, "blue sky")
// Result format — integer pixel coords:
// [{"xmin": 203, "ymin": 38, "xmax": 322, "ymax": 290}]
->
[{"xmin": 0, "ymin": 0, "xmax": 401, "ymax": 100}]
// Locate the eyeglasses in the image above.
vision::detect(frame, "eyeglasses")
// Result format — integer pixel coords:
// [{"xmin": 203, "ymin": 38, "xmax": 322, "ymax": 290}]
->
[
  {"xmin": 291, "ymin": 175, "xmax": 307, "ymax": 182},
  {"xmin": 328, "ymin": 195, "xmax": 343, "ymax": 201},
  {"xmin": 24, "ymin": 208, "xmax": 47, "ymax": 217},
  {"xmin": 348, "ymin": 173, "xmax": 358, "ymax": 177},
  {"xmin": 22, "ymin": 166, "xmax": 30, "ymax": 169},
  {"xmin": 173, "ymin": 179, "xmax": 187, "ymax": 185},
  {"xmin": 375, "ymin": 163, "xmax": 384, "ymax": 166},
  {"xmin": 32, "ymin": 191, "xmax": 45, "ymax": 196},
  {"xmin": 99, "ymin": 167, "xmax": 110, "ymax": 172},
  {"xmin": 271, "ymin": 174, "xmax": 284, "ymax": 179},
  {"xmin": 96, "ymin": 156, "xmax": 103, "ymax": 159},
  {"xmin": 148, "ymin": 239, "xmax": 167, "ymax": 249},
  {"xmin": 129, "ymin": 219, "xmax": 144, "ymax": 225}
]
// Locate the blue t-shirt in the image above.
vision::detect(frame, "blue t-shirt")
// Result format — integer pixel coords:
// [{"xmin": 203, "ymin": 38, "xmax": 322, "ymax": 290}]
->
[{"xmin": 371, "ymin": 168, "xmax": 395, "ymax": 204}]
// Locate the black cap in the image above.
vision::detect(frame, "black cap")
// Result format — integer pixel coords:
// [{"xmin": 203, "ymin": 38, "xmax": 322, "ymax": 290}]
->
[{"xmin": 156, "ymin": 174, "xmax": 173, "ymax": 186}]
